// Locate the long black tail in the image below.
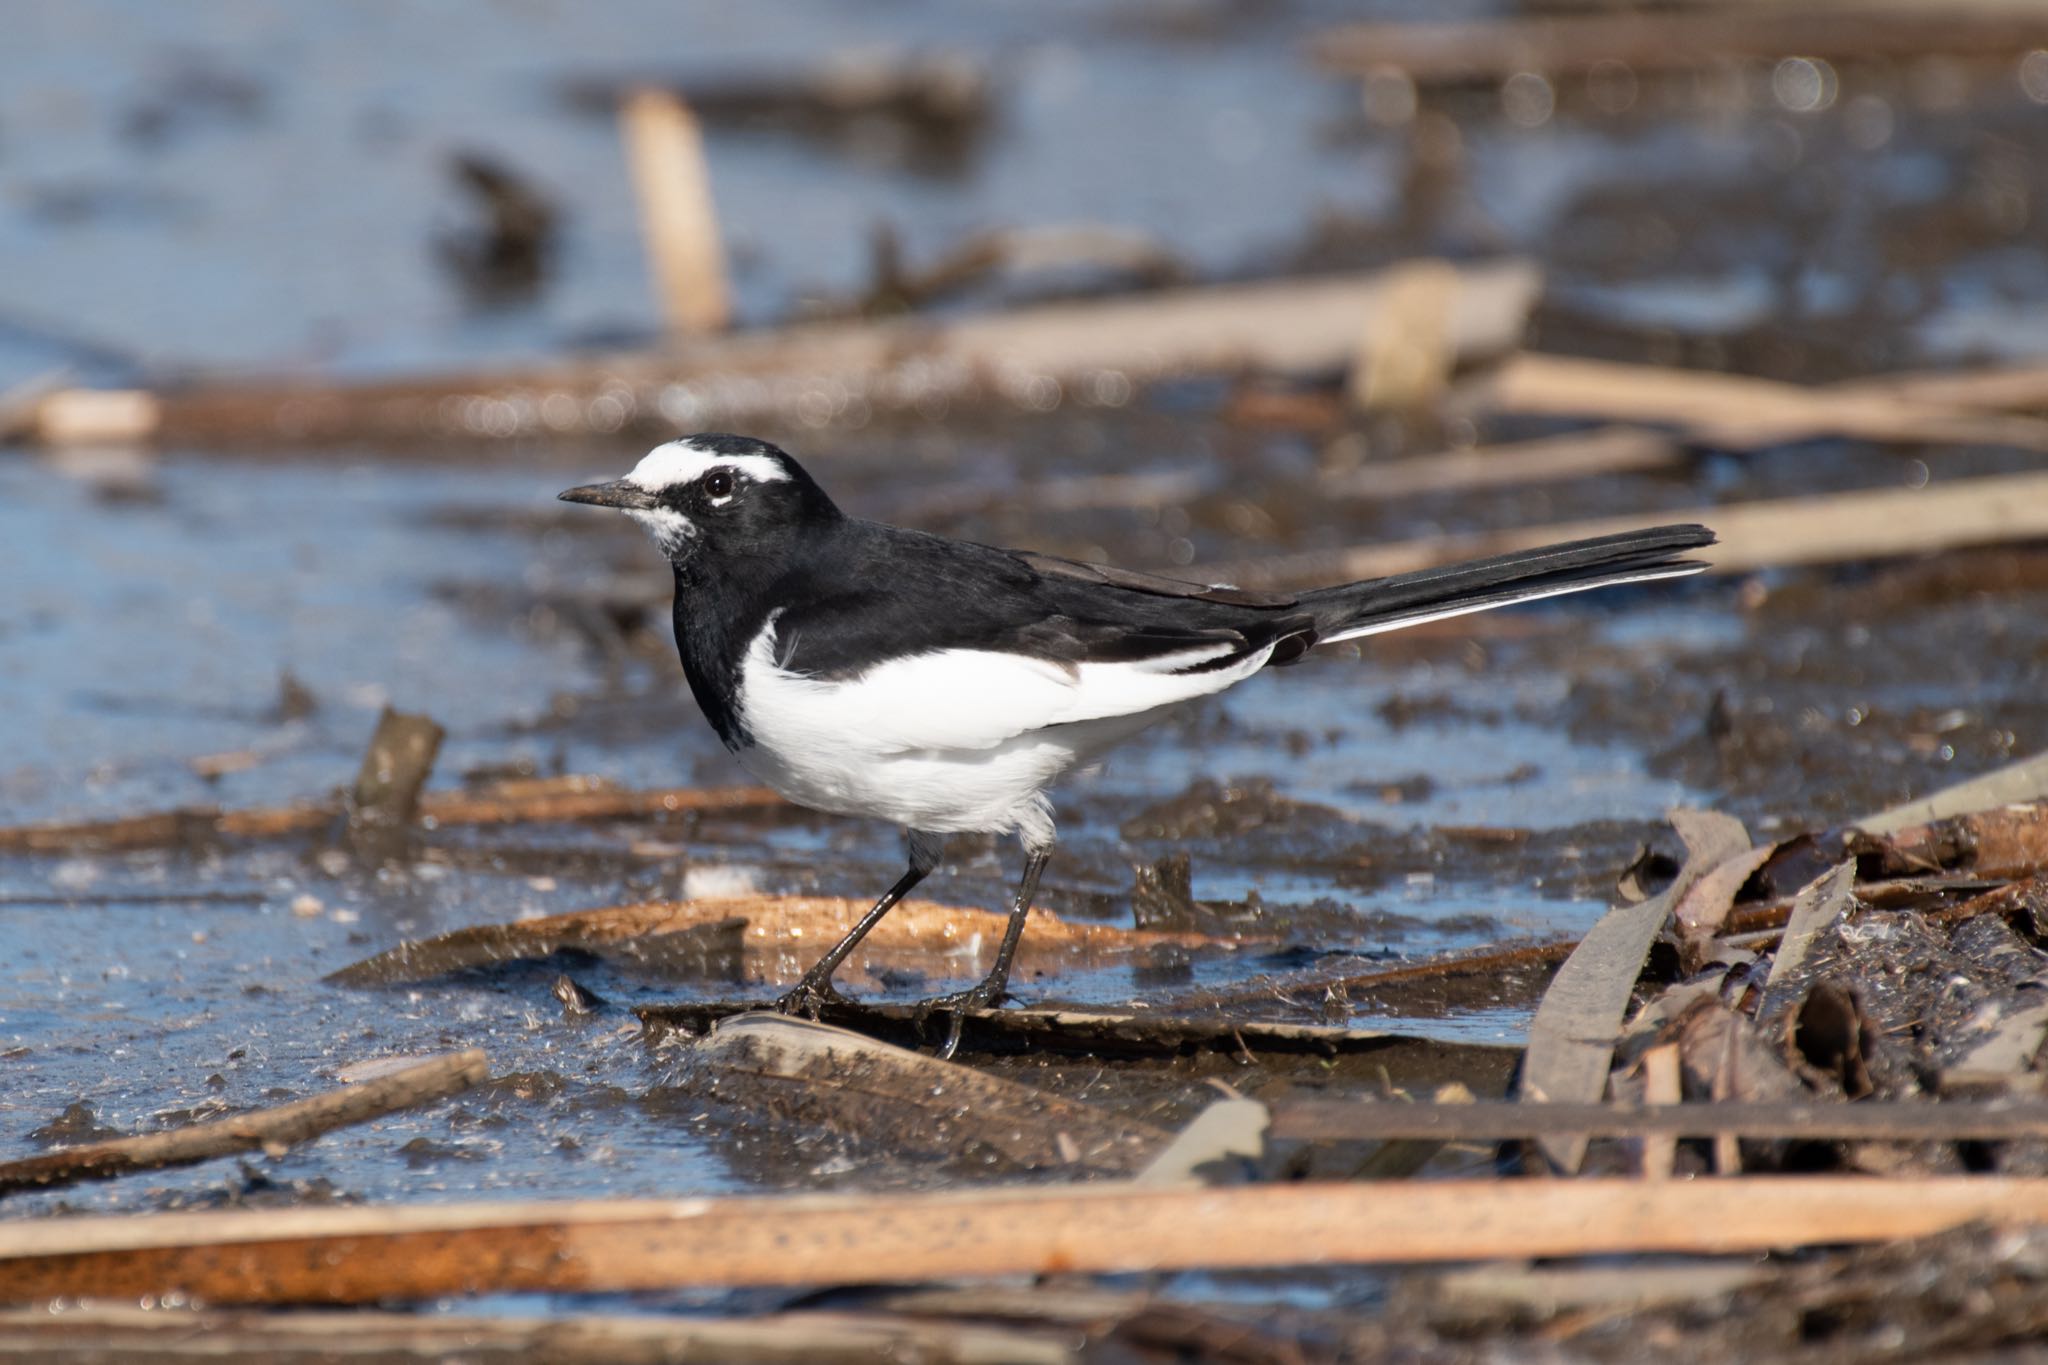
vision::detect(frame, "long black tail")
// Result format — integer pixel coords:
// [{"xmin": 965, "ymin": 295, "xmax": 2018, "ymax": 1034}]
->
[{"xmin": 1301, "ymin": 524, "xmax": 1716, "ymax": 643}]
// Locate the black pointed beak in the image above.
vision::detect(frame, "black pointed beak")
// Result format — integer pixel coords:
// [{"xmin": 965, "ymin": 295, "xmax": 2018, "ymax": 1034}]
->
[{"xmin": 558, "ymin": 480, "xmax": 658, "ymax": 510}]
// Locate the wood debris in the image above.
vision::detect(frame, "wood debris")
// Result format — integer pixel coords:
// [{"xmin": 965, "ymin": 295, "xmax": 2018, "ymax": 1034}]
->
[
  {"xmin": 1348, "ymin": 257, "xmax": 1461, "ymax": 412},
  {"xmin": 0, "ymin": 775, "xmax": 783, "ymax": 855},
  {"xmin": 1483, "ymin": 352, "xmax": 2048, "ymax": 451},
  {"xmin": 562, "ymin": 51, "xmax": 993, "ymax": 137},
  {"xmin": 0, "ymin": 1051, "xmax": 486, "ymax": 1196},
  {"xmin": 1856, "ymin": 802, "xmax": 2048, "ymax": 882},
  {"xmin": 0, "ymin": 1304, "xmax": 1073, "ymax": 1365},
  {"xmin": 620, "ymin": 89, "xmax": 730, "ymax": 335},
  {"xmin": 329, "ymin": 895, "xmax": 1259, "ymax": 988},
  {"xmin": 1267, "ymin": 1099, "xmax": 2048, "ymax": 1145},
  {"xmin": 1858, "ymin": 747, "xmax": 2048, "ymax": 835},
  {"xmin": 1310, "ymin": 8, "xmax": 2048, "ymax": 85},
  {"xmin": 640, "ymin": 999, "xmax": 1503, "ymax": 1069},
  {"xmin": 24, "ymin": 260, "xmax": 1540, "ymax": 446},
  {"xmin": 346, "ymin": 706, "xmax": 444, "ymax": 834},
  {"xmin": 12, "ymin": 1176, "xmax": 2048, "ymax": 1303}
]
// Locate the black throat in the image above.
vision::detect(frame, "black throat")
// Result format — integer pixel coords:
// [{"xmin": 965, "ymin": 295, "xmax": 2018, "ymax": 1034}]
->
[
  {"xmin": 666, "ymin": 500, "xmax": 845, "ymax": 751},
  {"xmin": 669, "ymin": 558, "xmax": 771, "ymax": 752}
]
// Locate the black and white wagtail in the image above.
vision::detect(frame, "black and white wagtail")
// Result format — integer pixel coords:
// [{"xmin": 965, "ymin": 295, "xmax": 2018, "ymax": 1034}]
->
[{"xmin": 561, "ymin": 435, "xmax": 1715, "ymax": 1034}]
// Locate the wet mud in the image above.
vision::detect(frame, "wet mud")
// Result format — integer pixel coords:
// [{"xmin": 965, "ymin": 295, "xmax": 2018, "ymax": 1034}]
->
[{"xmin": 8, "ymin": 1, "xmax": 2048, "ymax": 1353}]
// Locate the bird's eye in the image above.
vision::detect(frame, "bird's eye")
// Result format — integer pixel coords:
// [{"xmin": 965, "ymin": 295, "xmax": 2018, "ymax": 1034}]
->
[{"xmin": 703, "ymin": 470, "xmax": 734, "ymax": 499}]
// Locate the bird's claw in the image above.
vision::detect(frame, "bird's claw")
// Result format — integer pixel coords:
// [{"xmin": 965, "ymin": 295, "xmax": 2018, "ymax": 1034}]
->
[
  {"xmin": 917, "ymin": 980, "xmax": 1011, "ymax": 1060},
  {"xmin": 772, "ymin": 976, "xmax": 850, "ymax": 1019}
]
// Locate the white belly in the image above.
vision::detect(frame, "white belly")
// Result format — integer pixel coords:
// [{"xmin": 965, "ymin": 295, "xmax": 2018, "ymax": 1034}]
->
[
  {"xmin": 729, "ymin": 613, "xmax": 1272, "ymax": 846},
  {"xmin": 739, "ymin": 708, "xmax": 1172, "ymax": 846}
]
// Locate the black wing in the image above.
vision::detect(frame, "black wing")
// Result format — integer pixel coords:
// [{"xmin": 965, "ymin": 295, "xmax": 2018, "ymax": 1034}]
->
[{"xmin": 774, "ymin": 523, "xmax": 1318, "ymax": 681}]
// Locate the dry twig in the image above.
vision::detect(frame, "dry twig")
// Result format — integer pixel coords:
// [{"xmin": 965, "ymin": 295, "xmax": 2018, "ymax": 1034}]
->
[
  {"xmin": 0, "ymin": 777, "xmax": 784, "ymax": 855},
  {"xmin": 0, "ymin": 1051, "xmax": 488, "ymax": 1195}
]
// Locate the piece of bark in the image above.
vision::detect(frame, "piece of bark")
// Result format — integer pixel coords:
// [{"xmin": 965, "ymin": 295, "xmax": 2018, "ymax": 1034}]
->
[
  {"xmin": 328, "ymin": 896, "xmax": 1254, "ymax": 988},
  {"xmin": 1859, "ymin": 804, "xmax": 2048, "ymax": 881},
  {"xmin": 687, "ymin": 1014, "xmax": 1167, "ymax": 1176},
  {"xmin": 0, "ymin": 1051, "xmax": 487, "ymax": 1195},
  {"xmin": 18, "ymin": 1177, "xmax": 2048, "ymax": 1302},
  {"xmin": 1519, "ymin": 809, "xmax": 1751, "ymax": 1173},
  {"xmin": 349, "ymin": 707, "xmax": 445, "ymax": 828}
]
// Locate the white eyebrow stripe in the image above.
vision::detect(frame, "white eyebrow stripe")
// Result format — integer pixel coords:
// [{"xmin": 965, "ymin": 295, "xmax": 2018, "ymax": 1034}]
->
[{"xmin": 624, "ymin": 440, "xmax": 790, "ymax": 491}]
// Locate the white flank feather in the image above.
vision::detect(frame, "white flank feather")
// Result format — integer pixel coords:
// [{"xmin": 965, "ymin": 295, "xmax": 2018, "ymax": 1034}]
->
[{"xmin": 729, "ymin": 614, "xmax": 1273, "ymax": 844}]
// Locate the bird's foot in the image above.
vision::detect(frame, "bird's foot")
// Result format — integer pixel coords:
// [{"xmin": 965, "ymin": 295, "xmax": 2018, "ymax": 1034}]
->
[
  {"xmin": 916, "ymin": 978, "xmax": 1013, "ymax": 1060},
  {"xmin": 772, "ymin": 975, "xmax": 851, "ymax": 1020}
]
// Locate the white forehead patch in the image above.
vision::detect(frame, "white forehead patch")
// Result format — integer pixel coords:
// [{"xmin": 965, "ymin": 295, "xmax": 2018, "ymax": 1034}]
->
[{"xmin": 623, "ymin": 440, "xmax": 791, "ymax": 493}]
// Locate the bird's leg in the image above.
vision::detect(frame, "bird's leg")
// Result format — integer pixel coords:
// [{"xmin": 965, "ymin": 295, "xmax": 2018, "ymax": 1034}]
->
[
  {"xmin": 774, "ymin": 832, "xmax": 939, "ymax": 1019},
  {"xmin": 923, "ymin": 846, "xmax": 1051, "ymax": 1059}
]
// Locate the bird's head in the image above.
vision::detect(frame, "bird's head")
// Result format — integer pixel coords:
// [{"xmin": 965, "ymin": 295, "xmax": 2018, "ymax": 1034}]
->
[{"xmin": 558, "ymin": 434, "xmax": 836, "ymax": 566}]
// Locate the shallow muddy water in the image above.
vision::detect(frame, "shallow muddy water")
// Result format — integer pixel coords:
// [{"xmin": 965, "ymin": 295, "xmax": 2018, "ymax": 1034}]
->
[
  {"xmin": 6, "ymin": 0, "xmax": 2048, "ymax": 1285},
  {"xmin": 4, "ymin": 409, "xmax": 2043, "ymax": 1213}
]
